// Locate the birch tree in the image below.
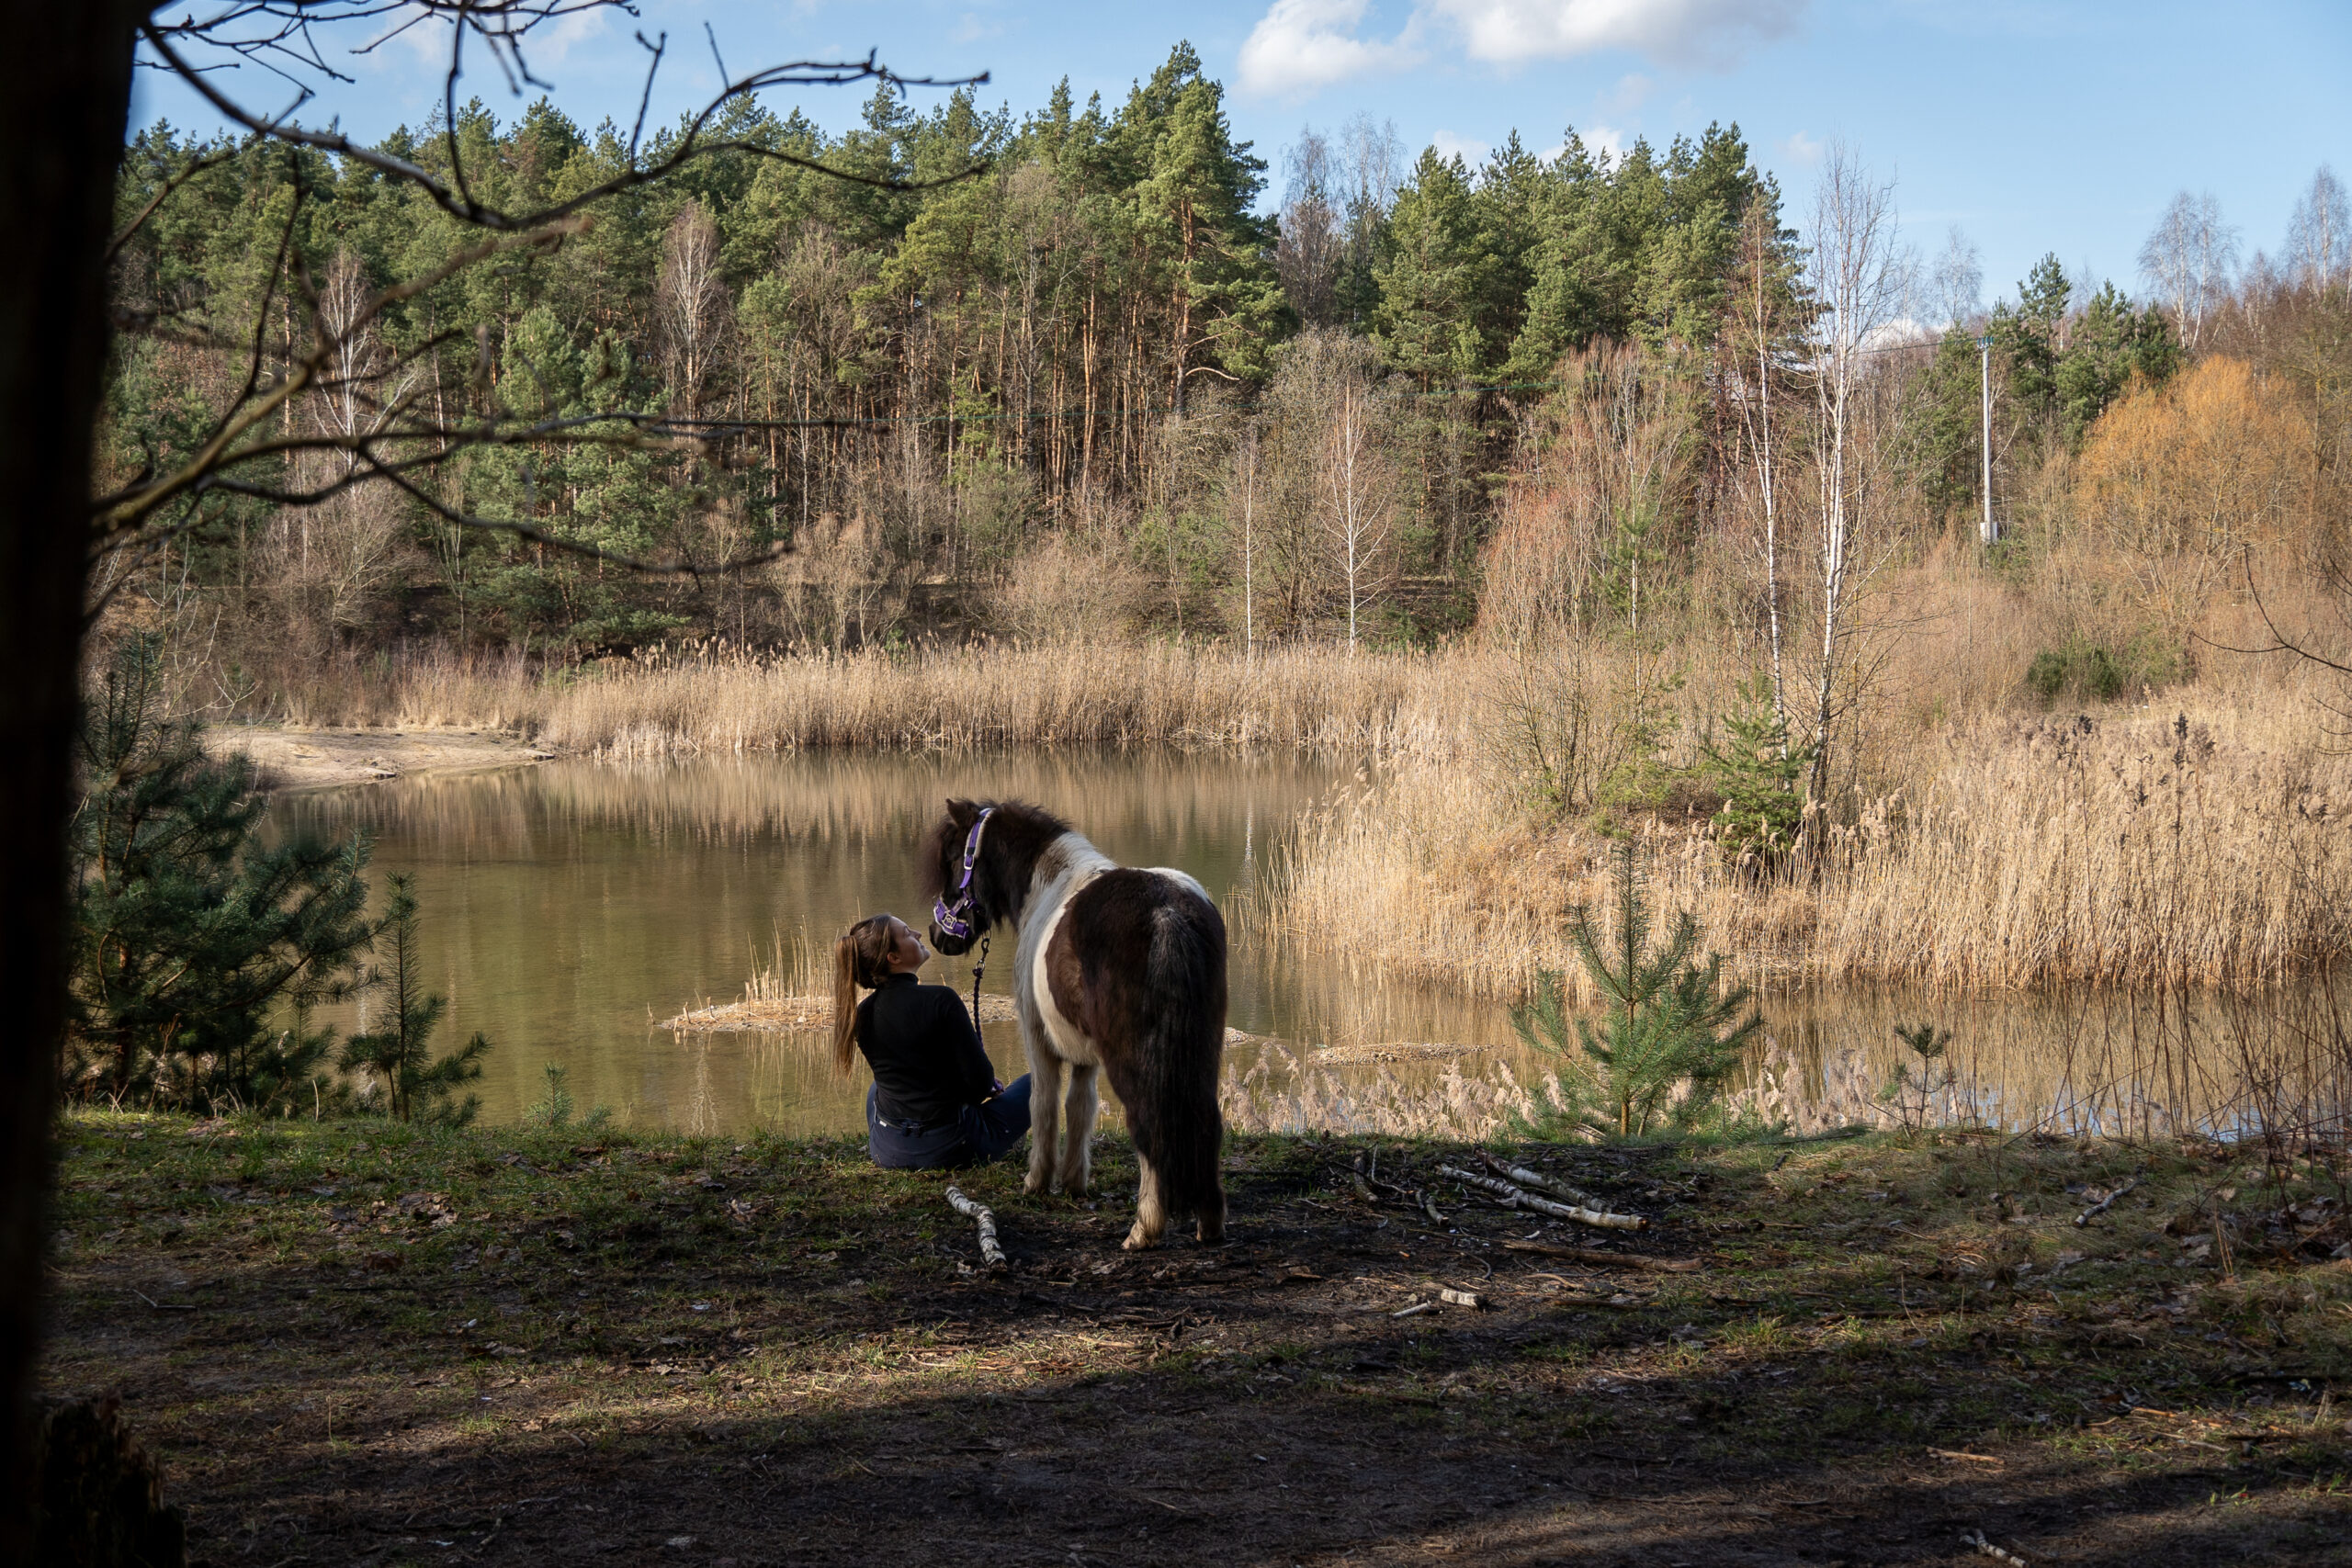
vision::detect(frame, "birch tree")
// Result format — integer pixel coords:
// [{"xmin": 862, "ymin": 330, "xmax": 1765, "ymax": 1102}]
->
[
  {"xmin": 2288, "ymin": 165, "xmax": 2350, "ymax": 295},
  {"xmin": 1322, "ymin": 368, "xmax": 1396, "ymax": 650},
  {"xmin": 1726, "ymin": 201, "xmax": 1806, "ymax": 723},
  {"xmin": 2139, "ymin": 191, "xmax": 2239, "ymax": 350},
  {"xmin": 657, "ymin": 202, "xmax": 732, "ymax": 415},
  {"xmin": 1802, "ymin": 145, "xmax": 1911, "ymax": 804}
]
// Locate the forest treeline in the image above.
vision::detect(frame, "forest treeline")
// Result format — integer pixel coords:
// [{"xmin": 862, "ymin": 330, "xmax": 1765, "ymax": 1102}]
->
[{"xmin": 105, "ymin": 40, "xmax": 2349, "ymax": 710}]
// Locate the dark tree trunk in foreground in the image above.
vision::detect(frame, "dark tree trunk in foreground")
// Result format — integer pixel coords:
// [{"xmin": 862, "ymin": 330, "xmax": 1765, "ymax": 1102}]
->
[{"xmin": 0, "ymin": 4, "xmax": 141, "ymax": 1561}]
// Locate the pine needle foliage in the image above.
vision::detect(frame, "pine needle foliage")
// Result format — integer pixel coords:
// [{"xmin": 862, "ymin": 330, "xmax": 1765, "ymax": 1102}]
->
[
  {"xmin": 1702, "ymin": 674, "xmax": 1813, "ymax": 864},
  {"xmin": 68, "ymin": 637, "xmax": 377, "ymax": 1111},
  {"xmin": 340, "ymin": 874, "xmax": 491, "ymax": 1123},
  {"xmin": 1512, "ymin": 839, "xmax": 1764, "ymax": 1140}
]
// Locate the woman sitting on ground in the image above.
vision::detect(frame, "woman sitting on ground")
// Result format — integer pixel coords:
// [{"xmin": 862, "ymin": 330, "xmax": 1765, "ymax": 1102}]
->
[{"xmin": 831, "ymin": 913, "xmax": 1031, "ymax": 1170}]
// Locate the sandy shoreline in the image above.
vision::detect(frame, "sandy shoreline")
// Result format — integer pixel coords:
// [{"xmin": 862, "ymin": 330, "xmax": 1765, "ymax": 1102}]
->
[{"xmin": 205, "ymin": 724, "xmax": 559, "ymax": 791}]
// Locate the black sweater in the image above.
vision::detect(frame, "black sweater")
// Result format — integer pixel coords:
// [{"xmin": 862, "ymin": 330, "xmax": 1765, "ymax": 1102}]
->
[{"xmin": 855, "ymin": 973, "xmax": 994, "ymax": 1127}]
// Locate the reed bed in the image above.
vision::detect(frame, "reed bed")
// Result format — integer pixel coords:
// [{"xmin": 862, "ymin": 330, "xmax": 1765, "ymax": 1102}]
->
[
  {"xmin": 539, "ymin": 641, "xmax": 1465, "ymax": 758},
  {"xmin": 1260, "ymin": 694, "xmax": 2352, "ymax": 998}
]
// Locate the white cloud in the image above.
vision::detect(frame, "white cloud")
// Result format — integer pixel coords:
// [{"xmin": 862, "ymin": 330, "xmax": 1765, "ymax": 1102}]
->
[
  {"xmin": 1420, "ymin": 0, "xmax": 1807, "ymax": 71},
  {"xmin": 1430, "ymin": 129, "xmax": 1491, "ymax": 166},
  {"xmin": 1238, "ymin": 0, "xmax": 1419, "ymax": 96},
  {"xmin": 1860, "ymin": 317, "xmax": 1939, "ymax": 352},
  {"xmin": 1781, "ymin": 129, "xmax": 1824, "ymax": 164},
  {"xmin": 1600, "ymin": 71, "xmax": 1654, "ymax": 115},
  {"xmin": 1584, "ymin": 123, "xmax": 1627, "ymax": 163}
]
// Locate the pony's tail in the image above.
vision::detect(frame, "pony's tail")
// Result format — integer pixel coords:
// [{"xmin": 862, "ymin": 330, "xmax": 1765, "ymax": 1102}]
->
[
  {"xmin": 831, "ymin": 932, "xmax": 862, "ymax": 1074},
  {"xmin": 1129, "ymin": 897, "xmax": 1229, "ymax": 1227}
]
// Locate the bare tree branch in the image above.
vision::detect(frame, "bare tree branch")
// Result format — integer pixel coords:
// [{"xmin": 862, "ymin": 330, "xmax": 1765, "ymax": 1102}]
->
[{"xmin": 140, "ymin": 20, "xmax": 990, "ymax": 233}]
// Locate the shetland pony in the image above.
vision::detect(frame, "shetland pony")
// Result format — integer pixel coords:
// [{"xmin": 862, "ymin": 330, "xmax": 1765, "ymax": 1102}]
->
[{"xmin": 921, "ymin": 799, "xmax": 1227, "ymax": 1249}]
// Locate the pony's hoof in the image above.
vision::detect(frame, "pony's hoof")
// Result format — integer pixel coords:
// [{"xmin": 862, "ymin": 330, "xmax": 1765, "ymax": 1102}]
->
[
  {"xmin": 1023, "ymin": 1173, "xmax": 1050, "ymax": 1197},
  {"xmin": 1059, "ymin": 1176, "xmax": 1091, "ymax": 1199},
  {"xmin": 1194, "ymin": 1221, "xmax": 1226, "ymax": 1246},
  {"xmin": 1121, "ymin": 1225, "xmax": 1159, "ymax": 1251}
]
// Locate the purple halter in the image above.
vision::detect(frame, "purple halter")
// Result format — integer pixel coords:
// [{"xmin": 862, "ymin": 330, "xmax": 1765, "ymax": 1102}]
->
[{"xmin": 931, "ymin": 807, "xmax": 996, "ymax": 942}]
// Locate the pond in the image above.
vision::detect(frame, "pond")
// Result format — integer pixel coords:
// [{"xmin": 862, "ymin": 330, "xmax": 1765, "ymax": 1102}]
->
[
  {"xmin": 277, "ymin": 754, "xmax": 2348, "ymax": 1142},
  {"xmin": 278, "ymin": 752, "xmax": 1524, "ymax": 1134}
]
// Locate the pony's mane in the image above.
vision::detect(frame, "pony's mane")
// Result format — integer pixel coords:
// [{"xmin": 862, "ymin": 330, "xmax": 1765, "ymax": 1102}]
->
[{"xmin": 916, "ymin": 799, "xmax": 1070, "ymax": 900}]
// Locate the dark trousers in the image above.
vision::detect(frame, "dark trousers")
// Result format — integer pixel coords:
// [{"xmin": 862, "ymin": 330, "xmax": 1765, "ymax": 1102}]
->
[{"xmin": 866, "ymin": 1075, "xmax": 1033, "ymax": 1170}]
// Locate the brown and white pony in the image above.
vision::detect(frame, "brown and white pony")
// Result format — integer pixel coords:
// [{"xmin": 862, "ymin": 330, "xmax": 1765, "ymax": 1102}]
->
[{"xmin": 921, "ymin": 799, "xmax": 1227, "ymax": 1249}]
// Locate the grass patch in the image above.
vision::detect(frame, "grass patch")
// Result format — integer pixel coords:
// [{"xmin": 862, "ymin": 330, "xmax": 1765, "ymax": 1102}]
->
[{"xmin": 40, "ymin": 1112, "xmax": 2352, "ymax": 1565}]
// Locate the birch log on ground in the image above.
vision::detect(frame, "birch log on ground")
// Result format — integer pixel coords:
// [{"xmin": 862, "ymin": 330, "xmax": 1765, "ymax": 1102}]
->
[
  {"xmin": 1476, "ymin": 1150, "xmax": 1607, "ymax": 1209},
  {"xmin": 1438, "ymin": 1166, "xmax": 1647, "ymax": 1231},
  {"xmin": 2075, "ymin": 1178, "xmax": 2139, "ymax": 1226},
  {"xmin": 944, "ymin": 1186, "xmax": 1006, "ymax": 1268}
]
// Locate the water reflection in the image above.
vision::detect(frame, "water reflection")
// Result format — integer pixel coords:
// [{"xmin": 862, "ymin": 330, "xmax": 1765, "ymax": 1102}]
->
[{"xmin": 275, "ymin": 755, "xmax": 2347, "ymax": 1142}]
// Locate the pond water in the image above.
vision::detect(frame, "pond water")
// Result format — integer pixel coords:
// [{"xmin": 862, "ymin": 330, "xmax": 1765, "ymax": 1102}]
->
[
  {"xmin": 277, "ymin": 752, "xmax": 1527, "ymax": 1134},
  {"xmin": 277, "ymin": 755, "xmax": 2348, "ymax": 1142}
]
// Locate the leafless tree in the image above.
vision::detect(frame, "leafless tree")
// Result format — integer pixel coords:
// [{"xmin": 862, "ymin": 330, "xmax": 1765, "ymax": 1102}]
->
[
  {"xmin": 1930, "ymin": 225, "xmax": 1983, "ymax": 330},
  {"xmin": 1, "ymin": 7, "xmax": 985, "ymax": 1551},
  {"xmin": 1324, "ymin": 373, "xmax": 1396, "ymax": 651},
  {"xmin": 657, "ymin": 202, "xmax": 732, "ymax": 415},
  {"xmin": 1230, "ymin": 422, "xmax": 1262, "ymax": 660},
  {"xmin": 2140, "ymin": 190, "xmax": 2240, "ymax": 349},
  {"xmin": 1277, "ymin": 130, "xmax": 1341, "ymax": 329},
  {"xmin": 1338, "ymin": 112, "xmax": 1404, "ymax": 230},
  {"xmin": 1727, "ymin": 202, "xmax": 1806, "ymax": 723},
  {"xmin": 1802, "ymin": 143, "xmax": 1912, "ymax": 804},
  {"xmin": 2288, "ymin": 165, "xmax": 2350, "ymax": 295}
]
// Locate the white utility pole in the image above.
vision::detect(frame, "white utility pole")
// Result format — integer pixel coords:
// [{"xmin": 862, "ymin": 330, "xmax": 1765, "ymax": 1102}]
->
[{"xmin": 1976, "ymin": 332, "xmax": 1996, "ymax": 546}]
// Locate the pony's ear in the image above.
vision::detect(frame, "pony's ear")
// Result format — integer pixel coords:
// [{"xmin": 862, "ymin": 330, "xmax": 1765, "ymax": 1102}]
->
[{"xmin": 944, "ymin": 796, "xmax": 976, "ymax": 825}]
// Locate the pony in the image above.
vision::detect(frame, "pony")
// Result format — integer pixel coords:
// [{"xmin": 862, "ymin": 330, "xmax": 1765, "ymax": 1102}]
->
[{"xmin": 920, "ymin": 798, "xmax": 1227, "ymax": 1249}]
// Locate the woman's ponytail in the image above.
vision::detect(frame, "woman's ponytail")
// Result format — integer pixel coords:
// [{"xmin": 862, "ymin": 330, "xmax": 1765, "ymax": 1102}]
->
[{"xmin": 830, "ymin": 914, "xmax": 896, "ymax": 1074}]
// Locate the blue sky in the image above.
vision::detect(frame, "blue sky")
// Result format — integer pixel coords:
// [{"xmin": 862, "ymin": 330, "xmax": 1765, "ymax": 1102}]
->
[{"xmin": 134, "ymin": 0, "xmax": 2349, "ymax": 314}]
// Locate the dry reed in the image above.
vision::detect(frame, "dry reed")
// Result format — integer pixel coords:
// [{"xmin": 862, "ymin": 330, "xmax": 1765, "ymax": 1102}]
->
[
  {"xmin": 546, "ymin": 642, "xmax": 1464, "ymax": 758},
  {"xmin": 1260, "ymin": 694, "xmax": 2352, "ymax": 996}
]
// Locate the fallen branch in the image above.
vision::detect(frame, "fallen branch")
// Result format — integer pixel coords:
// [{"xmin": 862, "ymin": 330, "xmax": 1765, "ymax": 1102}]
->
[
  {"xmin": 2075, "ymin": 1179, "xmax": 2139, "ymax": 1227},
  {"xmin": 1964, "ymin": 1529, "xmax": 2029, "ymax": 1565},
  {"xmin": 1501, "ymin": 1239, "xmax": 1697, "ymax": 1272},
  {"xmin": 1419, "ymin": 1190, "xmax": 1447, "ymax": 1225},
  {"xmin": 1438, "ymin": 1166, "xmax": 1645, "ymax": 1231},
  {"xmin": 1477, "ymin": 1150, "xmax": 1604, "ymax": 1209},
  {"xmin": 1437, "ymin": 1287, "xmax": 1484, "ymax": 1310},
  {"xmin": 944, "ymin": 1186, "xmax": 1005, "ymax": 1269}
]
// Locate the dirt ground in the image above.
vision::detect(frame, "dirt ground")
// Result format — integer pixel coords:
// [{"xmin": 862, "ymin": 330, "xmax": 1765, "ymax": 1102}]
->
[
  {"xmin": 203, "ymin": 725, "xmax": 557, "ymax": 791},
  {"xmin": 40, "ymin": 1116, "xmax": 2352, "ymax": 1566}
]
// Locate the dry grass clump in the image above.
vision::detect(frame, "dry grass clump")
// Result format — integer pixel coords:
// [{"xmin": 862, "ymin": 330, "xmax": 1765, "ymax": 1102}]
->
[
  {"xmin": 176, "ymin": 637, "xmax": 1469, "ymax": 759},
  {"xmin": 1218, "ymin": 1043, "xmax": 1538, "ymax": 1139},
  {"xmin": 1261, "ymin": 694, "xmax": 2352, "ymax": 996},
  {"xmin": 543, "ymin": 641, "xmax": 1463, "ymax": 758}
]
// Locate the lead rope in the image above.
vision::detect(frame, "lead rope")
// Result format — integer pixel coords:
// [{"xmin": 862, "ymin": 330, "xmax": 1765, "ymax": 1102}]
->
[{"xmin": 968, "ymin": 933, "xmax": 990, "ymax": 1045}]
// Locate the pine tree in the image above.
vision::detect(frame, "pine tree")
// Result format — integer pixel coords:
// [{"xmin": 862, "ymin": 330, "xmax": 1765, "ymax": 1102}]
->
[
  {"xmin": 1702, "ymin": 674, "xmax": 1814, "ymax": 865},
  {"xmin": 1512, "ymin": 840, "xmax": 1762, "ymax": 1140},
  {"xmin": 2053, "ymin": 281, "xmax": 2179, "ymax": 446},
  {"xmin": 68, "ymin": 637, "xmax": 377, "ymax": 1111},
  {"xmin": 341, "ymin": 874, "xmax": 492, "ymax": 1123}
]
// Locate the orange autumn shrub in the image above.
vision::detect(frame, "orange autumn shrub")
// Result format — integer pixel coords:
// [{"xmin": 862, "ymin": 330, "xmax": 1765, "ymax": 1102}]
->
[{"xmin": 2074, "ymin": 355, "xmax": 2313, "ymax": 562}]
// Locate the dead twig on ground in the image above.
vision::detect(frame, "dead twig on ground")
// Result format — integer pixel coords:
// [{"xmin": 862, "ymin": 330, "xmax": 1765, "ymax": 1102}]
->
[
  {"xmin": 1965, "ymin": 1528, "xmax": 2029, "ymax": 1565},
  {"xmin": 2075, "ymin": 1179, "xmax": 2139, "ymax": 1226},
  {"xmin": 944, "ymin": 1187, "xmax": 1004, "ymax": 1269},
  {"xmin": 1438, "ymin": 1166, "xmax": 1646, "ymax": 1231}
]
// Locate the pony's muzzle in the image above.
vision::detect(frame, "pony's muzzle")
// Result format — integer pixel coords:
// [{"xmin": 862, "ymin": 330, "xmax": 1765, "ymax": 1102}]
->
[{"xmin": 928, "ymin": 912, "xmax": 975, "ymax": 956}]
